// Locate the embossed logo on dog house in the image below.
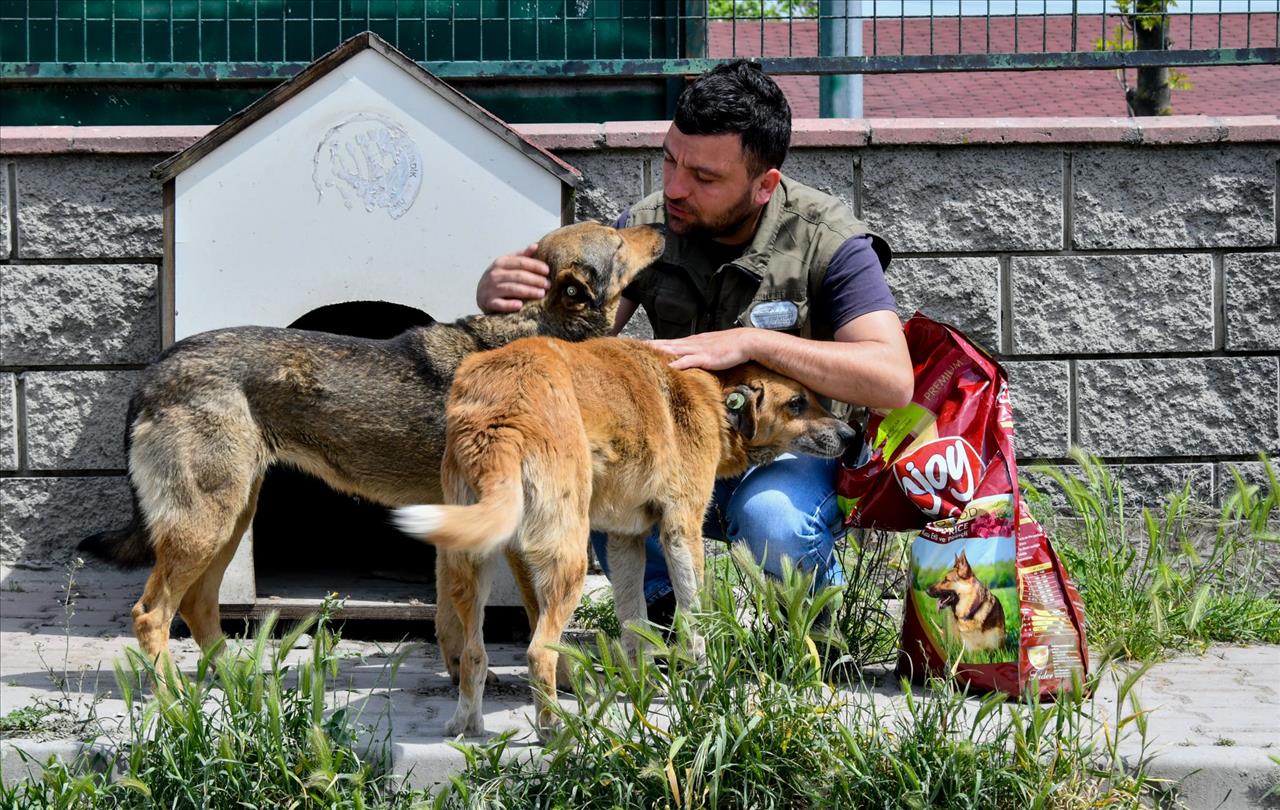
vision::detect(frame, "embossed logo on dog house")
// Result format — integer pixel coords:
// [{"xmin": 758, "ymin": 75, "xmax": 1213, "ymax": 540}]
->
[{"xmin": 154, "ymin": 33, "xmax": 579, "ymax": 619}]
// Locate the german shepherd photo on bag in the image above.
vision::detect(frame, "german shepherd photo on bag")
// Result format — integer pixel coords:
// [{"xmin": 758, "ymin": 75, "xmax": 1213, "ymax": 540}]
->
[{"xmin": 911, "ymin": 527, "xmax": 1020, "ymax": 664}]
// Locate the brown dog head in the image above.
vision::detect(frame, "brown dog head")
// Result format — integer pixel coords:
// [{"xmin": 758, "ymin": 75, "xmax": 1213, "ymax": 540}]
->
[
  {"xmin": 523, "ymin": 222, "xmax": 665, "ymax": 342},
  {"xmin": 715, "ymin": 363, "xmax": 858, "ymax": 473}
]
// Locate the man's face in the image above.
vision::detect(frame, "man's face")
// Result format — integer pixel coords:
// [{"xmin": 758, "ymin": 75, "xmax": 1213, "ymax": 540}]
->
[{"xmin": 661, "ymin": 126, "xmax": 777, "ymax": 244}]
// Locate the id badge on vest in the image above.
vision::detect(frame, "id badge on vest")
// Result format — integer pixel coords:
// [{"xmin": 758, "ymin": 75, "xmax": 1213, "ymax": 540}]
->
[{"xmin": 748, "ymin": 300, "xmax": 801, "ymax": 330}]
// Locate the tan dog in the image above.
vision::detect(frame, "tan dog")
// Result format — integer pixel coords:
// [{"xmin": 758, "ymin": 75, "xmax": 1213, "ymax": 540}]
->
[
  {"xmin": 393, "ymin": 336, "xmax": 855, "ymax": 738},
  {"xmin": 925, "ymin": 550, "xmax": 1007, "ymax": 654},
  {"xmin": 77, "ymin": 223, "xmax": 665, "ymax": 663}
]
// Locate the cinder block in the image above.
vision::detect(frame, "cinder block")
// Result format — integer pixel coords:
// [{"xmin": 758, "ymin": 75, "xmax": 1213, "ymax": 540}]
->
[
  {"xmin": 0, "ymin": 373, "xmax": 15, "ymax": 471},
  {"xmin": 1225, "ymin": 251, "xmax": 1280, "ymax": 351},
  {"xmin": 1076, "ymin": 358, "xmax": 1279, "ymax": 457},
  {"xmin": 0, "ymin": 476, "xmax": 133, "ymax": 568},
  {"xmin": 14, "ymin": 155, "xmax": 163, "ymax": 259},
  {"xmin": 1004, "ymin": 361, "xmax": 1070, "ymax": 459},
  {"xmin": 886, "ymin": 256, "xmax": 1000, "ymax": 351},
  {"xmin": 23, "ymin": 371, "xmax": 140, "ymax": 470},
  {"xmin": 0, "ymin": 264, "xmax": 160, "ymax": 366},
  {"xmin": 1011, "ymin": 254, "xmax": 1213, "ymax": 354},
  {"xmin": 779, "ymin": 149, "xmax": 858, "ymax": 212},
  {"xmin": 862, "ymin": 147, "xmax": 1063, "ymax": 252},
  {"xmin": 1022, "ymin": 462, "xmax": 1214, "ymax": 510},
  {"xmin": 0, "ymin": 165, "xmax": 9, "ymax": 259},
  {"xmin": 1072, "ymin": 146, "xmax": 1277, "ymax": 249},
  {"xmin": 559, "ymin": 149, "xmax": 653, "ymax": 225},
  {"xmin": 1216, "ymin": 460, "xmax": 1278, "ymax": 501}
]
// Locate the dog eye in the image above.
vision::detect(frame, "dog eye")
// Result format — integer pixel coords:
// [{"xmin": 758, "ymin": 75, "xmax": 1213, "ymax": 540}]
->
[
  {"xmin": 788, "ymin": 395, "xmax": 807, "ymax": 415},
  {"xmin": 565, "ymin": 284, "xmax": 583, "ymax": 299}
]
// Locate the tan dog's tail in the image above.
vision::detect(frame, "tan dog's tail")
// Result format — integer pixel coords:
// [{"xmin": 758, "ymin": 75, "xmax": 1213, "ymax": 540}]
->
[{"xmin": 391, "ymin": 456, "xmax": 523, "ymax": 556}]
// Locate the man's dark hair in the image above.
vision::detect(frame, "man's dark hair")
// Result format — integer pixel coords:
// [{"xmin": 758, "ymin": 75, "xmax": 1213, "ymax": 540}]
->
[{"xmin": 674, "ymin": 59, "xmax": 791, "ymax": 176}]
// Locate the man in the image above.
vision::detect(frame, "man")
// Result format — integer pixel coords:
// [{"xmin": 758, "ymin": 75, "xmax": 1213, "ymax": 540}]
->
[{"xmin": 476, "ymin": 60, "xmax": 913, "ymax": 622}]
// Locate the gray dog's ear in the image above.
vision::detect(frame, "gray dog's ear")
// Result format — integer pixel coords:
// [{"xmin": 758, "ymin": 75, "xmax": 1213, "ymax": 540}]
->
[{"xmin": 724, "ymin": 384, "xmax": 757, "ymax": 440}]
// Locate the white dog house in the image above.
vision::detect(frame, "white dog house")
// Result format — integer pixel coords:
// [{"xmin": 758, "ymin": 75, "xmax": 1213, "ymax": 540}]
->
[{"xmin": 152, "ymin": 33, "xmax": 579, "ymax": 622}]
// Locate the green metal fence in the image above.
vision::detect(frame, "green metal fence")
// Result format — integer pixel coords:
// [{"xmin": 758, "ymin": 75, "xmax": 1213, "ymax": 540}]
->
[
  {"xmin": 2, "ymin": 1, "xmax": 1276, "ymax": 123},
  {"xmin": 3, "ymin": 0, "xmax": 1275, "ymax": 76}
]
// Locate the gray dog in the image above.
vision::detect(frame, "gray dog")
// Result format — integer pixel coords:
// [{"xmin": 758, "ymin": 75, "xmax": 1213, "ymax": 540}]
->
[{"xmin": 79, "ymin": 222, "xmax": 665, "ymax": 667}]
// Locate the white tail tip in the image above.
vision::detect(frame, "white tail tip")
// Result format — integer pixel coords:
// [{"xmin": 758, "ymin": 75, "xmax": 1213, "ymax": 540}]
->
[{"xmin": 391, "ymin": 505, "xmax": 445, "ymax": 538}]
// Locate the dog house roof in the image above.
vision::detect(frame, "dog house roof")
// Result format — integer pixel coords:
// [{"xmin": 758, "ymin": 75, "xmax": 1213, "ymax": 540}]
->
[{"xmin": 152, "ymin": 32, "xmax": 580, "ymax": 187}]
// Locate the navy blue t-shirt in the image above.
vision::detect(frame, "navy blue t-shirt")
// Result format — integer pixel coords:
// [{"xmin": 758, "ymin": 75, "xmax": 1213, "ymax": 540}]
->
[{"xmin": 618, "ymin": 213, "xmax": 897, "ymax": 334}]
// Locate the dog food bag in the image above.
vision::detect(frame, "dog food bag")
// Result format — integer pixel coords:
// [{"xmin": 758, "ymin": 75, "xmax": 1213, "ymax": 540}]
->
[{"xmin": 837, "ymin": 314, "xmax": 1088, "ymax": 698}]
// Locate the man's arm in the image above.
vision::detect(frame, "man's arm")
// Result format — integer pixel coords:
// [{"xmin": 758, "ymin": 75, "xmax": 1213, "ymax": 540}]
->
[{"xmin": 649, "ymin": 311, "xmax": 914, "ymax": 410}]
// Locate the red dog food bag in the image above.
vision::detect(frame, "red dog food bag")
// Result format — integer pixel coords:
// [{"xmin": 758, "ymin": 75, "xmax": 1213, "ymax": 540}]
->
[{"xmin": 838, "ymin": 314, "xmax": 1088, "ymax": 698}]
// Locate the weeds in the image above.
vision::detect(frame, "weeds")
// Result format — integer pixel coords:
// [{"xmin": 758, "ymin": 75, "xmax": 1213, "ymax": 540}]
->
[
  {"xmin": 0, "ymin": 599, "xmax": 418, "ymax": 810},
  {"xmin": 1032, "ymin": 451, "xmax": 1280, "ymax": 660},
  {"xmin": 434, "ymin": 547, "xmax": 1161, "ymax": 810}
]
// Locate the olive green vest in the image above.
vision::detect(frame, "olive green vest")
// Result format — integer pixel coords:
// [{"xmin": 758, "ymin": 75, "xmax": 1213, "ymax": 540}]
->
[{"xmin": 624, "ymin": 175, "xmax": 891, "ymax": 341}]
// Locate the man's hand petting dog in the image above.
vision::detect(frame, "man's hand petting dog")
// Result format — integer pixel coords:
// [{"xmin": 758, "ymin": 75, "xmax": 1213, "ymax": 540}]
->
[
  {"xmin": 477, "ymin": 243, "xmax": 550, "ymax": 314},
  {"xmin": 650, "ymin": 327, "xmax": 761, "ymax": 371}
]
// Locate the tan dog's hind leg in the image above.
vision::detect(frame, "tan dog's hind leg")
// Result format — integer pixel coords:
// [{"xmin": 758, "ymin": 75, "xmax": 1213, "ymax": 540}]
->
[
  {"xmin": 439, "ymin": 550, "xmax": 493, "ymax": 737},
  {"xmin": 522, "ymin": 520, "xmax": 588, "ymax": 741},
  {"xmin": 433, "ymin": 557, "xmax": 464, "ymax": 684},
  {"xmin": 658, "ymin": 508, "xmax": 708, "ymax": 662},
  {"xmin": 506, "ymin": 549, "xmax": 574, "ymax": 690},
  {"xmin": 607, "ymin": 532, "xmax": 651, "ymax": 660}
]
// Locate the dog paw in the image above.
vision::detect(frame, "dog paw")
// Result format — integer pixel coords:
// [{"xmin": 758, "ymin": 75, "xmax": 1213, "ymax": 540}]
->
[{"xmin": 445, "ymin": 711, "xmax": 484, "ymax": 737}]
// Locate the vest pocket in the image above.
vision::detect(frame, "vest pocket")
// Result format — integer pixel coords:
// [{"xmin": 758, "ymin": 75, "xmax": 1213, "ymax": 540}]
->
[{"xmin": 651, "ymin": 295, "xmax": 701, "ymax": 339}]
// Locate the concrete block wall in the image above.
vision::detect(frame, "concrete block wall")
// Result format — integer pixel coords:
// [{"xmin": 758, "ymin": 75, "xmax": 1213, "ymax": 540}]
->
[{"xmin": 1, "ymin": 119, "xmax": 1278, "ymax": 567}]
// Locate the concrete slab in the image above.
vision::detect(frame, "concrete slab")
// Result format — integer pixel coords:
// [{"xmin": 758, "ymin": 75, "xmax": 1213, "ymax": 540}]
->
[{"xmin": 2, "ymin": 564, "xmax": 1277, "ymax": 806}]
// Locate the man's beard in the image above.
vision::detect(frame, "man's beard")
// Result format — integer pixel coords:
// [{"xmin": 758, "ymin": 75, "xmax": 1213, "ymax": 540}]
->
[{"xmin": 666, "ymin": 188, "xmax": 759, "ymax": 241}]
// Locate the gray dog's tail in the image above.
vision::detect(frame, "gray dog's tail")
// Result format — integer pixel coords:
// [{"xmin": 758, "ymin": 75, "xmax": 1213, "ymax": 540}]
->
[
  {"xmin": 77, "ymin": 396, "xmax": 154, "ymax": 568},
  {"xmin": 77, "ymin": 514, "xmax": 155, "ymax": 569}
]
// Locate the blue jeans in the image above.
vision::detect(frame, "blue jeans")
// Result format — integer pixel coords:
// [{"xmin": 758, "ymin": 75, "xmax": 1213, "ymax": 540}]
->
[{"xmin": 589, "ymin": 454, "xmax": 846, "ymax": 604}]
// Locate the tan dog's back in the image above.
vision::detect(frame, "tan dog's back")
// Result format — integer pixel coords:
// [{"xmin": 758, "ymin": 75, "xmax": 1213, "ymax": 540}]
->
[{"xmin": 418, "ymin": 336, "xmax": 724, "ymax": 556}]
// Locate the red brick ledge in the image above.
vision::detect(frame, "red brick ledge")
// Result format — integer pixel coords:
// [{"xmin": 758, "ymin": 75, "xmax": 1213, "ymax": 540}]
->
[{"xmin": 3, "ymin": 116, "xmax": 1277, "ymax": 155}]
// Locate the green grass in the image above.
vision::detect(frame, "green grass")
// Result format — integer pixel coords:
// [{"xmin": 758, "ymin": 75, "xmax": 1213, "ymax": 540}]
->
[
  {"xmin": 1029, "ymin": 451, "xmax": 1280, "ymax": 661},
  {"xmin": 0, "ymin": 601, "xmax": 419, "ymax": 810},
  {"xmin": 434, "ymin": 547, "xmax": 1163, "ymax": 809}
]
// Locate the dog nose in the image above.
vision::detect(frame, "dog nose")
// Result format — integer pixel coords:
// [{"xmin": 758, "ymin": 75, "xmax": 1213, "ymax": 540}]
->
[{"xmin": 836, "ymin": 420, "xmax": 858, "ymax": 444}]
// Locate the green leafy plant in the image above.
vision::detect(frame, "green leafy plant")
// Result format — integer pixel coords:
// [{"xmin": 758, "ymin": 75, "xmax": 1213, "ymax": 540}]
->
[
  {"xmin": 434, "ymin": 547, "xmax": 1162, "ymax": 809},
  {"xmin": 709, "ymin": 0, "xmax": 819, "ymax": 20},
  {"xmin": 0, "ymin": 599, "xmax": 421, "ymax": 810},
  {"xmin": 1032, "ymin": 451, "xmax": 1280, "ymax": 661},
  {"xmin": 1093, "ymin": 0, "xmax": 1192, "ymax": 115}
]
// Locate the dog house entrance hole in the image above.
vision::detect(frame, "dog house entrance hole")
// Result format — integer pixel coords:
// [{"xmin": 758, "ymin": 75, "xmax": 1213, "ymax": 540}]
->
[{"xmin": 248, "ymin": 301, "xmax": 439, "ymax": 615}]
